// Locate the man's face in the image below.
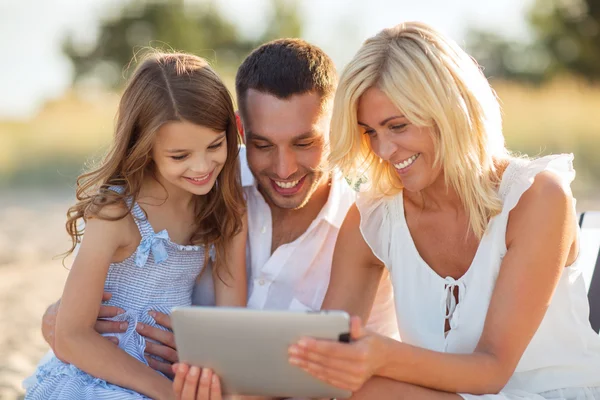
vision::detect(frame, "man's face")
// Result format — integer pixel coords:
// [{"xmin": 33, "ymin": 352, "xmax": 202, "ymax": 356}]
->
[{"xmin": 242, "ymin": 89, "xmax": 331, "ymax": 210}]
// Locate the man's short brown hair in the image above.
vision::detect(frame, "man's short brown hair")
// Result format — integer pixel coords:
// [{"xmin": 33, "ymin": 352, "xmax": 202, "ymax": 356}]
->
[{"xmin": 235, "ymin": 38, "xmax": 337, "ymax": 119}]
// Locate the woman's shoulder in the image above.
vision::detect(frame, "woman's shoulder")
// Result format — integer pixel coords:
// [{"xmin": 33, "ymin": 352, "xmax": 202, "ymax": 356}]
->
[{"xmin": 499, "ymin": 153, "xmax": 575, "ymax": 213}]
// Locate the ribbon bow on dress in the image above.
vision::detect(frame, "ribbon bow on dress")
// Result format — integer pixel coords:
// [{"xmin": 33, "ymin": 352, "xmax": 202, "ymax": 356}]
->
[{"xmin": 135, "ymin": 229, "xmax": 170, "ymax": 267}]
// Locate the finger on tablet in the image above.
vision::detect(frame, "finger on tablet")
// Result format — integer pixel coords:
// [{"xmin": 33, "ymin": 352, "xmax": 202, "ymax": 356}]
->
[
  {"xmin": 172, "ymin": 363, "xmax": 187, "ymax": 397},
  {"xmin": 181, "ymin": 365, "xmax": 201, "ymax": 400}
]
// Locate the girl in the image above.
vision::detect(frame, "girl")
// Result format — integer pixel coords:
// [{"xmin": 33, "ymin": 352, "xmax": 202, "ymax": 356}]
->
[
  {"xmin": 25, "ymin": 52, "xmax": 247, "ymax": 400},
  {"xmin": 288, "ymin": 22, "xmax": 600, "ymax": 399}
]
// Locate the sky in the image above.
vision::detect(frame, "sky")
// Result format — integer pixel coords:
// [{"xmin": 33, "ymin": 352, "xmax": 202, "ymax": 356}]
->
[{"xmin": 0, "ymin": 0, "xmax": 534, "ymax": 119}]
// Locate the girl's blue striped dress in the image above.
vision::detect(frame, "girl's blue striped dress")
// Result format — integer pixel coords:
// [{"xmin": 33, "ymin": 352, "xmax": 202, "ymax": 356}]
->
[{"xmin": 25, "ymin": 191, "xmax": 209, "ymax": 399}]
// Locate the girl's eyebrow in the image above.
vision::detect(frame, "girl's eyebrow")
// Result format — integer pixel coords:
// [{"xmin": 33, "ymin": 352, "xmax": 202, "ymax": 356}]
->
[{"xmin": 165, "ymin": 133, "xmax": 226, "ymax": 152}]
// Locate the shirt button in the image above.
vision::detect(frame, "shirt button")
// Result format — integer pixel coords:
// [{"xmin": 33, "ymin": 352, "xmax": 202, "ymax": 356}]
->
[
  {"xmin": 258, "ymin": 279, "xmax": 266, "ymax": 286},
  {"xmin": 261, "ymin": 226, "xmax": 266, "ymax": 234}
]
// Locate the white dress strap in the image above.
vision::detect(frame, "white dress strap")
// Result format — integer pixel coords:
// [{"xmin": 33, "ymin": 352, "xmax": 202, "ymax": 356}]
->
[
  {"xmin": 355, "ymin": 192, "xmax": 397, "ymax": 271},
  {"xmin": 499, "ymin": 153, "xmax": 575, "ymax": 215}
]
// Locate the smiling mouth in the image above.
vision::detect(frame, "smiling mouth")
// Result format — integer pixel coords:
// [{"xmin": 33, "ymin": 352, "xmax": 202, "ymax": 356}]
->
[
  {"xmin": 393, "ymin": 153, "xmax": 420, "ymax": 170},
  {"xmin": 184, "ymin": 171, "xmax": 213, "ymax": 185},
  {"xmin": 270, "ymin": 176, "xmax": 306, "ymax": 195},
  {"xmin": 273, "ymin": 178, "xmax": 301, "ymax": 189}
]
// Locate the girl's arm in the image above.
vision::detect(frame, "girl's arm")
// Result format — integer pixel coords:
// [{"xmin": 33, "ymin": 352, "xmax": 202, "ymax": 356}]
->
[
  {"xmin": 291, "ymin": 172, "xmax": 577, "ymax": 395},
  {"xmin": 54, "ymin": 208, "xmax": 174, "ymax": 400},
  {"xmin": 213, "ymin": 212, "xmax": 248, "ymax": 307}
]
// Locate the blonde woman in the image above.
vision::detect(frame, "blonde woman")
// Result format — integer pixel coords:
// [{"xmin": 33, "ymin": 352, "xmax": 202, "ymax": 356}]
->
[{"xmin": 287, "ymin": 22, "xmax": 600, "ymax": 399}]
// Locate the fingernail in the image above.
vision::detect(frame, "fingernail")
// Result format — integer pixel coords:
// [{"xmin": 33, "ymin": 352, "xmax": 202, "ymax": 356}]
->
[
  {"xmin": 148, "ymin": 311, "xmax": 156, "ymax": 318},
  {"xmin": 288, "ymin": 346, "xmax": 299, "ymax": 355},
  {"xmin": 212, "ymin": 375, "xmax": 218, "ymax": 385},
  {"xmin": 298, "ymin": 339, "xmax": 308, "ymax": 347},
  {"xmin": 136, "ymin": 323, "xmax": 143, "ymax": 331},
  {"xmin": 189, "ymin": 366, "xmax": 199, "ymax": 376},
  {"xmin": 201, "ymin": 368, "xmax": 210, "ymax": 381},
  {"xmin": 119, "ymin": 322, "xmax": 128, "ymax": 331},
  {"xmin": 118, "ymin": 308, "xmax": 125, "ymax": 315},
  {"xmin": 289, "ymin": 357, "xmax": 300, "ymax": 365},
  {"xmin": 109, "ymin": 337, "xmax": 119, "ymax": 344}
]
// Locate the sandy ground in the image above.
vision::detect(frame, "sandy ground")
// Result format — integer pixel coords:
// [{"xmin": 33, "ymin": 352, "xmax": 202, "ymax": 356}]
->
[{"xmin": 0, "ymin": 189, "xmax": 72, "ymax": 400}]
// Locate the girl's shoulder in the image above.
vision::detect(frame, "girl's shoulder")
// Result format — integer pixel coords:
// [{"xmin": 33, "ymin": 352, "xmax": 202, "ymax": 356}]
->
[{"xmin": 85, "ymin": 201, "xmax": 141, "ymax": 254}]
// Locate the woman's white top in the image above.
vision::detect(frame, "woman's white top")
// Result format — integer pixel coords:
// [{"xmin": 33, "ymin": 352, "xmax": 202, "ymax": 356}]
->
[{"xmin": 356, "ymin": 154, "xmax": 600, "ymax": 396}]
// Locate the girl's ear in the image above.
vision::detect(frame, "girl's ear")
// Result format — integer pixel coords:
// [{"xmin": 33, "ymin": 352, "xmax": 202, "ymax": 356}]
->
[{"xmin": 235, "ymin": 111, "xmax": 245, "ymax": 144}]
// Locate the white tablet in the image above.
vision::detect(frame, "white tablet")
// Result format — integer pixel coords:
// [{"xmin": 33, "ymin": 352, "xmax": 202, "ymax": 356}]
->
[{"xmin": 171, "ymin": 306, "xmax": 352, "ymax": 399}]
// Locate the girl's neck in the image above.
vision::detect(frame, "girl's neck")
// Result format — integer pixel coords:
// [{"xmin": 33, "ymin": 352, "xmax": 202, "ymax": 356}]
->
[{"xmin": 138, "ymin": 173, "xmax": 195, "ymax": 212}]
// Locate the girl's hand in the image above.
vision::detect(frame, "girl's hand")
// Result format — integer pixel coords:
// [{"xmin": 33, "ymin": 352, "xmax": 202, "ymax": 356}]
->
[
  {"xmin": 288, "ymin": 316, "xmax": 387, "ymax": 392},
  {"xmin": 172, "ymin": 364, "xmax": 222, "ymax": 400}
]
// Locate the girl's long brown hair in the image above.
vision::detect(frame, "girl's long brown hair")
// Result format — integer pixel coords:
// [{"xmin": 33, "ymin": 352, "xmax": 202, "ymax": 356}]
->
[{"xmin": 65, "ymin": 52, "xmax": 245, "ymax": 279}]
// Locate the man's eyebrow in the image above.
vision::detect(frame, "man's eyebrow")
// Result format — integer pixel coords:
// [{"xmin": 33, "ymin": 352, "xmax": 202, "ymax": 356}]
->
[
  {"xmin": 247, "ymin": 131, "xmax": 318, "ymax": 142},
  {"xmin": 246, "ymin": 132, "xmax": 272, "ymax": 142}
]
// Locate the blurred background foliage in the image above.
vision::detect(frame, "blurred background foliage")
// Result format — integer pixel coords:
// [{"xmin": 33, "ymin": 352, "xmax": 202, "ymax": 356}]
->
[{"xmin": 0, "ymin": 0, "xmax": 598, "ymax": 207}]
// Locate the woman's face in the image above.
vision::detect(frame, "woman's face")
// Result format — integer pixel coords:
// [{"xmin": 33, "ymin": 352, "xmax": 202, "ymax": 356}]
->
[{"xmin": 357, "ymin": 86, "xmax": 441, "ymax": 193}]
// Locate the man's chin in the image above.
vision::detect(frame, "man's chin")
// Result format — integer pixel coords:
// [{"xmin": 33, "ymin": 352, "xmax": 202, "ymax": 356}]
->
[{"xmin": 259, "ymin": 185, "xmax": 309, "ymax": 210}]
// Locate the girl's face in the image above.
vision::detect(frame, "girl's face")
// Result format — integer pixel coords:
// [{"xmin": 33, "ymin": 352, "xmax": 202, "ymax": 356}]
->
[
  {"xmin": 357, "ymin": 86, "xmax": 441, "ymax": 193},
  {"xmin": 152, "ymin": 120, "xmax": 227, "ymax": 197}
]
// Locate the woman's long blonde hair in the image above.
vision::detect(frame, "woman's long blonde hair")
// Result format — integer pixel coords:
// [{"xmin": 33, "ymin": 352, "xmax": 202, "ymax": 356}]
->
[
  {"xmin": 65, "ymin": 52, "xmax": 245, "ymax": 278},
  {"xmin": 329, "ymin": 22, "xmax": 509, "ymax": 238}
]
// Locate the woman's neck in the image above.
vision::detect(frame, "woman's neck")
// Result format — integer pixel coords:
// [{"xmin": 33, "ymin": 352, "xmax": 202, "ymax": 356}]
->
[{"xmin": 404, "ymin": 171, "xmax": 463, "ymax": 213}]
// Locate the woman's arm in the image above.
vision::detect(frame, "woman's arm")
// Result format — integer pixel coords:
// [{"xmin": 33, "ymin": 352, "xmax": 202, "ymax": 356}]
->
[
  {"xmin": 321, "ymin": 204, "xmax": 386, "ymax": 321},
  {"xmin": 291, "ymin": 172, "xmax": 577, "ymax": 395},
  {"xmin": 54, "ymin": 211, "xmax": 174, "ymax": 400},
  {"xmin": 214, "ymin": 212, "xmax": 248, "ymax": 307}
]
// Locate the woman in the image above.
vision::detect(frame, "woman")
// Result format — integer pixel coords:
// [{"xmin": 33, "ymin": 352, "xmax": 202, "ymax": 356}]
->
[{"xmin": 287, "ymin": 22, "xmax": 600, "ymax": 399}]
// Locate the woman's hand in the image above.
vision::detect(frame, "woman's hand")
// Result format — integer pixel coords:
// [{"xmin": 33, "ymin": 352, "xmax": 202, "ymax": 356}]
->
[{"xmin": 287, "ymin": 316, "xmax": 387, "ymax": 392}]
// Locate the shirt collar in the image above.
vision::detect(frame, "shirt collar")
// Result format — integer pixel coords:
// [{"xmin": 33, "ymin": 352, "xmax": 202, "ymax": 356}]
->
[{"xmin": 319, "ymin": 171, "xmax": 356, "ymax": 229}]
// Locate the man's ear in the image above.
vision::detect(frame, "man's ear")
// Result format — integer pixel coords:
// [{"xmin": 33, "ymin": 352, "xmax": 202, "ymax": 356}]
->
[{"xmin": 235, "ymin": 111, "xmax": 245, "ymax": 144}]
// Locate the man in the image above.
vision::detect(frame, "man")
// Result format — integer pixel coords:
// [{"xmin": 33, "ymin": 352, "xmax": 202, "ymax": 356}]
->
[{"xmin": 39, "ymin": 38, "xmax": 398, "ymax": 397}]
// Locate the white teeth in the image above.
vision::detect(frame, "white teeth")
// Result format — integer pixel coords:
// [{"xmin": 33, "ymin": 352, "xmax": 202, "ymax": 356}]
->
[
  {"xmin": 274, "ymin": 179, "xmax": 300, "ymax": 189},
  {"xmin": 394, "ymin": 154, "xmax": 419, "ymax": 170},
  {"xmin": 189, "ymin": 174, "xmax": 209, "ymax": 182}
]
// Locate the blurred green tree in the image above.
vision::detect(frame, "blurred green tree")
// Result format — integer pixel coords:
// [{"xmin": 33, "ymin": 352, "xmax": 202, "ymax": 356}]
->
[
  {"xmin": 62, "ymin": 0, "xmax": 303, "ymax": 88},
  {"xmin": 529, "ymin": 0, "xmax": 600, "ymax": 81},
  {"xmin": 467, "ymin": 0, "xmax": 600, "ymax": 82}
]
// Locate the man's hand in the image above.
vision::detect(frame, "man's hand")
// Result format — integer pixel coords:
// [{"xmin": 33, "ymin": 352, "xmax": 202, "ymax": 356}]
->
[
  {"xmin": 138, "ymin": 310, "xmax": 179, "ymax": 378},
  {"xmin": 42, "ymin": 292, "xmax": 127, "ymax": 350}
]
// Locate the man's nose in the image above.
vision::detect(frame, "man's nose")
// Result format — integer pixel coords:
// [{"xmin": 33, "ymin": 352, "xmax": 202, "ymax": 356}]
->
[{"xmin": 273, "ymin": 148, "xmax": 298, "ymax": 179}]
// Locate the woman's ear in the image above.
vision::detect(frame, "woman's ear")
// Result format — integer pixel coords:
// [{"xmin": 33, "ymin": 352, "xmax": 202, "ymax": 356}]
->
[{"xmin": 235, "ymin": 111, "xmax": 245, "ymax": 144}]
